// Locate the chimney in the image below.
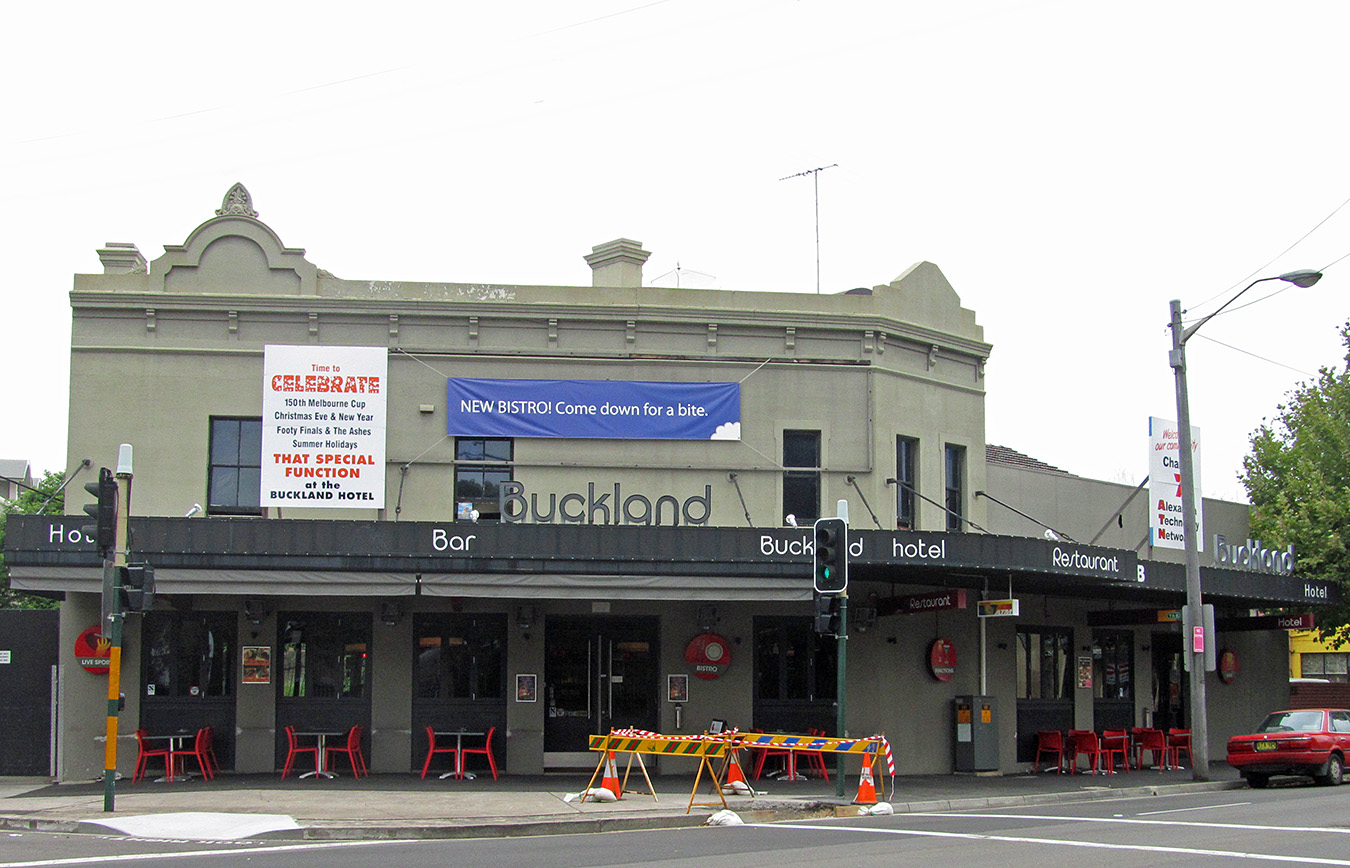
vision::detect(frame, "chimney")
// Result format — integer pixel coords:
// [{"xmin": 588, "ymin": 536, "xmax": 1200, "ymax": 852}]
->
[
  {"xmin": 97, "ymin": 242, "xmax": 147, "ymax": 275},
  {"xmin": 584, "ymin": 238, "xmax": 650, "ymax": 288}
]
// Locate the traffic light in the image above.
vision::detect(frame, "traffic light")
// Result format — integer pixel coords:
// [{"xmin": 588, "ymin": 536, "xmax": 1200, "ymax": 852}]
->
[
  {"xmin": 120, "ymin": 563, "xmax": 156, "ymax": 613},
  {"xmin": 813, "ymin": 592, "xmax": 842, "ymax": 635},
  {"xmin": 813, "ymin": 517, "xmax": 848, "ymax": 593},
  {"xmin": 82, "ymin": 467, "xmax": 117, "ymax": 557}
]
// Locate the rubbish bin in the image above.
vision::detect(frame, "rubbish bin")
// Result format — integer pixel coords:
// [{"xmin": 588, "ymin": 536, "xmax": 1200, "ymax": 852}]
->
[{"xmin": 953, "ymin": 695, "xmax": 998, "ymax": 772}]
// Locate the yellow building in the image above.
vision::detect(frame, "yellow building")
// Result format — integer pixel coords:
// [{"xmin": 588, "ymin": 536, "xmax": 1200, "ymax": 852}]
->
[{"xmin": 1290, "ymin": 630, "xmax": 1350, "ymax": 681}]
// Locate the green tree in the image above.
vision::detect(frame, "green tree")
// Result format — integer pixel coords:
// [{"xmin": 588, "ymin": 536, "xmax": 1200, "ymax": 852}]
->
[
  {"xmin": 0, "ymin": 469, "xmax": 65, "ymax": 609},
  {"xmin": 1241, "ymin": 321, "xmax": 1350, "ymax": 642}
]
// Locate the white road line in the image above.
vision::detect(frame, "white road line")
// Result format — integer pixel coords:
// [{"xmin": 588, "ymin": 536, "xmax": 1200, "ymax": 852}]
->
[
  {"xmin": 0, "ymin": 839, "xmax": 400, "ymax": 868},
  {"xmin": 764, "ymin": 822, "xmax": 1350, "ymax": 866},
  {"xmin": 1138, "ymin": 802, "xmax": 1253, "ymax": 816},
  {"xmin": 913, "ymin": 811, "xmax": 1350, "ymax": 835}
]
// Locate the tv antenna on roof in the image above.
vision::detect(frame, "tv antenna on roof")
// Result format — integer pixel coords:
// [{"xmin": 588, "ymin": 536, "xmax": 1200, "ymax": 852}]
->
[{"xmin": 779, "ymin": 163, "xmax": 837, "ymax": 294}]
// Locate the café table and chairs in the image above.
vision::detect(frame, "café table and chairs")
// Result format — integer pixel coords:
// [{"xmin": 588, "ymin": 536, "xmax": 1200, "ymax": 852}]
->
[
  {"xmin": 133, "ymin": 730, "xmax": 172, "ymax": 783},
  {"xmin": 424, "ymin": 727, "xmax": 496, "ymax": 780},
  {"xmin": 171, "ymin": 727, "xmax": 216, "ymax": 780},
  {"xmin": 283, "ymin": 724, "xmax": 353, "ymax": 779}
]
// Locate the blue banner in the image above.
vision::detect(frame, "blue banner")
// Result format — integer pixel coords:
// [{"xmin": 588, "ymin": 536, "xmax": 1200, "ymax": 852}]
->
[{"xmin": 447, "ymin": 379, "xmax": 741, "ymax": 440}]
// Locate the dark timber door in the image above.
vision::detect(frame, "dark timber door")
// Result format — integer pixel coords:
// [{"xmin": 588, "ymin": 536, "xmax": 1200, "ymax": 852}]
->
[
  {"xmin": 0, "ymin": 610, "xmax": 58, "ymax": 775},
  {"xmin": 543, "ymin": 616, "xmax": 658, "ymax": 768}
]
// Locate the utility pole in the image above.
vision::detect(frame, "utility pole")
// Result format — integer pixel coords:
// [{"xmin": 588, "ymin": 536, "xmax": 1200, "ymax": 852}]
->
[{"xmin": 779, "ymin": 164, "xmax": 837, "ymax": 293}]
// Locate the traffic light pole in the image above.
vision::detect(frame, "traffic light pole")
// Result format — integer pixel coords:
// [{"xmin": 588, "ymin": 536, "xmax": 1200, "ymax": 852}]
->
[
  {"xmin": 102, "ymin": 446, "xmax": 133, "ymax": 812},
  {"xmin": 835, "ymin": 592, "xmax": 847, "ymax": 798}
]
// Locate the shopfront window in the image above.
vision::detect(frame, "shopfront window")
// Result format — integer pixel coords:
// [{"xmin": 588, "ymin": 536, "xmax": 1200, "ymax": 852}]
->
[
  {"xmin": 783, "ymin": 430, "xmax": 821, "ymax": 525},
  {"xmin": 143, "ymin": 611, "xmax": 234, "ymax": 698},
  {"xmin": 1092, "ymin": 631, "xmax": 1134, "ymax": 701},
  {"xmin": 1302, "ymin": 652, "xmax": 1350, "ymax": 682},
  {"xmin": 208, "ymin": 417, "xmax": 262, "ymax": 515},
  {"xmin": 455, "ymin": 438, "xmax": 512, "ymax": 520},
  {"xmin": 1016, "ymin": 626, "xmax": 1072, "ymax": 700},
  {"xmin": 414, "ymin": 613, "xmax": 506, "ymax": 700},
  {"xmin": 896, "ymin": 436, "xmax": 918, "ymax": 529},
  {"xmin": 753, "ymin": 617, "xmax": 836, "ymax": 702},
  {"xmin": 279, "ymin": 613, "xmax": 370, "ymax": 699}
]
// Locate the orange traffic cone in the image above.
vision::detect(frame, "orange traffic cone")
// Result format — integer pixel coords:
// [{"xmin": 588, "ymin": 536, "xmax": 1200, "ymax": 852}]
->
[
  {"xmin": 853, "ymin": 763, "xmax": 878, "ymax": 805},
  {"xmin": 722, "ymin": 749, "xmax": 752, "ymax": 795},
  {"xmin": 601, "ymin": 751, "xmax": 623, "ymax": 800}
]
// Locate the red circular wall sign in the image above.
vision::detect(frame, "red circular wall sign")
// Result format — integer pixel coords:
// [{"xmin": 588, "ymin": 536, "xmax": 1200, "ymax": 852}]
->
[
  {"xmin": 685, "ymin": 632, "xmax": 732, "ymax": 680},
  {"xmin": 74, "ymin": 625, "xmax": 110, "ymax": 674},
  {"xmin": 928, "ymin": 637, "xmax": 957, "ymax": 682},
  {"xmin": 1218, "ymin": 648, "xmax": 1239, "ymax": 684}
]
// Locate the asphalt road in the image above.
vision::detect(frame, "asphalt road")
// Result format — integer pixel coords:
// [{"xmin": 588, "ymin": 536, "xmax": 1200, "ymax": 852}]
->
[{"xmin": 2, "ymin": 783, "xmax": 1348, "ymax": 867}]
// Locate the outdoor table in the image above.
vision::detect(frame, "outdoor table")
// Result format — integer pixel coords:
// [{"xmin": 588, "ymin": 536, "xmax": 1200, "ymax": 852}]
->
[
  {"xmin": 293, "ymin": 730, "xmax": 345, "ymax": 779},
  {"xmin": 148, "ymin": 731, "xmax": 194, "ymax": 783},
  {"xmin": 434, "ymin": 730, "xmax": 485, "ymax": 779}
]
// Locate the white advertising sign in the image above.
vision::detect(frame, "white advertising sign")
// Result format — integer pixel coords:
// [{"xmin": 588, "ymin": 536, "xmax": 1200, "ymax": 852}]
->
[
  {"xmin": 1148, "ymin": 416, "xmax": 1201, "ymax": 551},
  {"xmin": 261, "ymin": 345, "xmax": 388, "ymax": 508}
]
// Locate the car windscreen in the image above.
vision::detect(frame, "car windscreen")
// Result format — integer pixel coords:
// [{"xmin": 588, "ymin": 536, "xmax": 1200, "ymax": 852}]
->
[{"xmin": 1256, "ymin": 711, "xmax": 1324, "ymax": 733}]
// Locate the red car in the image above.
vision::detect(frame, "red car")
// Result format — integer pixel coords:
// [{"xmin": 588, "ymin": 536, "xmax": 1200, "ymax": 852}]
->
[{"xmin": 1226, "ymin": 708, "xmax": 1350, "ymax": 788}]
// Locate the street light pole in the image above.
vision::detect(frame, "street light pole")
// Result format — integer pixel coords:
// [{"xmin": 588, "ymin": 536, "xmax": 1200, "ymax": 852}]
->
[{"xmin": 1167, "ymin": 269, "xmax": 1321, "ymax": 782}]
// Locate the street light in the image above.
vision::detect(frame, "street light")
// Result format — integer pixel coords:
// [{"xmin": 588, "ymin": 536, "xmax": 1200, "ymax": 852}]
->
[{"xmin": 1168, "ymin": 268, "xmax": 1322, "ymax": 781}]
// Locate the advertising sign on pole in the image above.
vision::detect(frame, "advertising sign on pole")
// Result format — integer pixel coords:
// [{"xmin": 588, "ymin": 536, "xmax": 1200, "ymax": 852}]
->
[
  {"xmin": 262, "ymin": 345, "xmax": 388, "ymax": 508},
  {"xmin": 1148, "ymin": 416, "xmax": 1202, "ymax": 551}
]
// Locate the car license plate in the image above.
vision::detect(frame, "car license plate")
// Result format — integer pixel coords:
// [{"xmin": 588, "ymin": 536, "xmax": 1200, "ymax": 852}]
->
[{"xmin": 1254, "ymin": 741, "xmax": 1277, "ymax": 751}]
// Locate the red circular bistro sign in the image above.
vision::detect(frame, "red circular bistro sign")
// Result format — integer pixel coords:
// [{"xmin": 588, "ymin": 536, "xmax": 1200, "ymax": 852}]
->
[
  {"xmin": 685, "ymin": 632, "xmax": 731, "ymax": 680},
  {"xmin": 1218, "ymin": 648, "xmax": 1239, "ymax": 684},
  {"xmin": 928, "ymin": 637, "xmax": 957, "ymax": 682},
  {"xmin": 75, "ymin": 625, "xmax": 111, "ymax": 675}
]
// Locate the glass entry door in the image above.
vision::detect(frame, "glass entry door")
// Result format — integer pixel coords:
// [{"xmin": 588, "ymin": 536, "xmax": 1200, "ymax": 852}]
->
[{"xmin": 543, "ymin": 616, "xmax": 658, "ymax": 768}]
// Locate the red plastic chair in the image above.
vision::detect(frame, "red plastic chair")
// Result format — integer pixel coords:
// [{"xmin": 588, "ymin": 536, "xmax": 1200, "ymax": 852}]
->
[
  {"xmin": 133, "ymin": 730, "xmax": 172, "ymax": 783},
  {"xmin": 172, "ymin": 728, "xmax": 215, "ymax": 780},
  {"xmin": 421, "ymin": 726, "xmax": 461, "ymax": 780},
  {"xmin": 458, "ymin": 726, "xmax": 499, "ymax": 780},
  {"xmin": 325, "ymin": 725, "xmax": 368, "ymax": 778},
  {"xmin": 801, "ymin": 727, "xmax": 830, "ymax": 781},
  {"xmin": 281, "ymin": 725, "xmax": 320, "ymax": 778},
  {"xmin": 748, "ymin": 730, "xmax": 792, "ymax": 780},
  {"xmin": 1033, "ymin": 730, "xmax": 1065, "ymax": 773},
  {"xmin": 1167, "ymin": 729, "xmax": 1192, "ymax": 770},
  {"xmin": 1069, "ymin": 729, "xmax": 1103, "ymax": 774},
  {"xmin": 1134, "ymin": 728, "xmax": 1169, "ymax": 771},
  {"xmin": 203, "ymin": 725, "xmax": 220, "ymax": 776},
  {"xmin": 1101, "ymin": 729, "xmax": 1130, "ymax": 774}
]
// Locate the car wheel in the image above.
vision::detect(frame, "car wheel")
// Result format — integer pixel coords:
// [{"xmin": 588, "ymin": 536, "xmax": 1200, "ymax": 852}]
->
[
  {"xmin": 1316, "ymin": 754, "xmax": 1344, "ymax": 787},
  {"xmin": 1244, "ymin": 772, "xmax": 1271, "ymax": 789}
]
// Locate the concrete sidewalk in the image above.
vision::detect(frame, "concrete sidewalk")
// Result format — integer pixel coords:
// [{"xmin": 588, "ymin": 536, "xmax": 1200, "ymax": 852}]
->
[{"xmin": 0, "ymin": 764, "xmax": 1246, "ymax": 842}]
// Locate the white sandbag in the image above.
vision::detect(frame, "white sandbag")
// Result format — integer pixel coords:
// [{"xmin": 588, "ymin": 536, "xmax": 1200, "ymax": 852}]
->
[
  {"xmin": 704, "ymin": 809, "xmax": 745, "ymax": 826},
  {"xmin": 857, "ymin": 801, "xmax": 894, "ymax": 815},
  {"xmin": 563, "ymin": 787, "xmax": 619, "ymax": 803},
  {"xmin": 720, "ymin": 780, "xmax": 755, "ymax": 795}
]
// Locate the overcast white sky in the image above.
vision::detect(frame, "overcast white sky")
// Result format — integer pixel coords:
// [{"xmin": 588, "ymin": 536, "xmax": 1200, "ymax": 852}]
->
[{"xmin": 5, "ymin": 0, "xmax": 1349, "ymax": 502}]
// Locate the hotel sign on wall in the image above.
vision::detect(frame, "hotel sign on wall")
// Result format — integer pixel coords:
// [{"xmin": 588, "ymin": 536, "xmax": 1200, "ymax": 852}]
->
[
  {"xmin": 1148, "ymin": 416, "xmax": 1202, "ymax": 551},
  {"xmin": 446, "ymin": 378, "xmax": 741, "ymax": 440},
  {"xmin": 261, "ymin": 345, "xmax": 388, "ymax": 508}
]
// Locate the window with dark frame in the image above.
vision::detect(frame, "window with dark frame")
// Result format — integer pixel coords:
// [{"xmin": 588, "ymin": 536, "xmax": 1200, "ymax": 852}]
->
[
  {"xmin": 142, "ymin": 611, "xmax": 235, "ymax": 698},
  {"xmin": 455, "ymin": 438, "xmax": 513, "ymax": 520},
  {"xmin": 782, "ymin": 430, "xmax": 821, "ymax": 525},
  {"xmin": 279, "ymin": 613, "xmax": 370, "ymax": 699},
  {"xmin": 1016, "ymin": 626, "xmax": 1073, "ymax": 700},
  {"xmin": 413, "ymin": 613, "xmax": 506, "ymax": 700},
  {"xmin": 753, "ymin": 616, "xmax": 837, "ymax": 702},
  {"xmin": 944, "ymin": 443, "xmax": 965, "ymax": 532},
  {"xmin": 208, "ymin": 417, "xmax": 262, "ymax": 515},
  {"xmin": 1092, "ymin": 631, "xmax": 1135, "ymax": 701},
  {"xmin": 896, "ymin": 436, "xmax": 918, "ymax": 529}
]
